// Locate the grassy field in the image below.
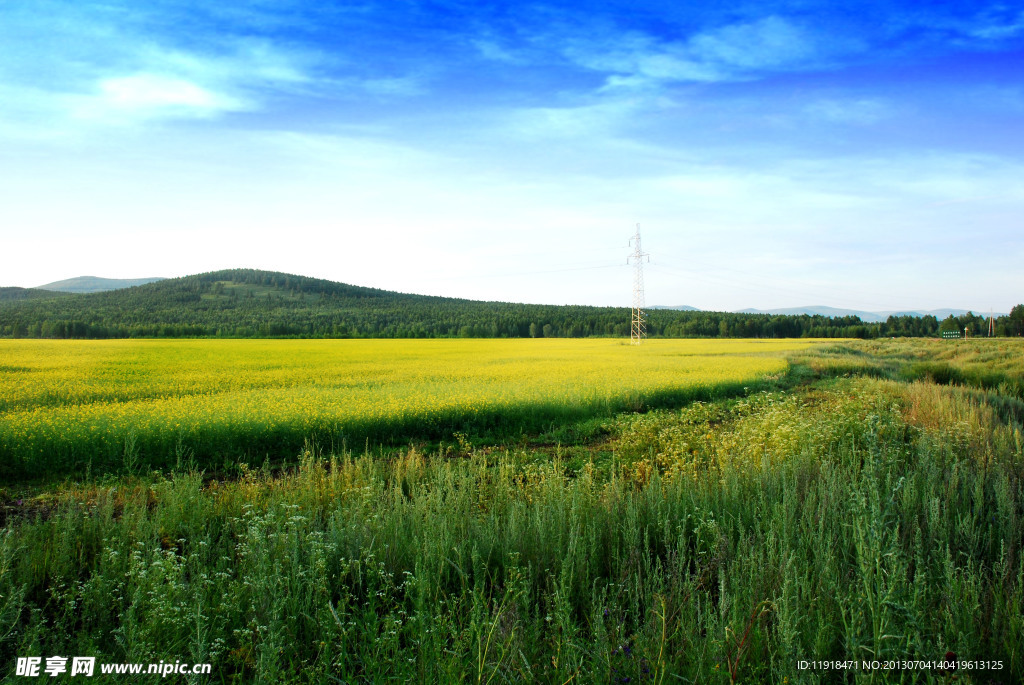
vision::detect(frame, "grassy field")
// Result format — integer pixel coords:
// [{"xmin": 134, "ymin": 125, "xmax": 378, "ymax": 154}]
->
[
  {"xmin": 0, "ymin": 338, "xmax": 1021, "ymax": 683},
  {"xmin": 0, "ymin": 338, "xmax": 813, "ymax": 480}
]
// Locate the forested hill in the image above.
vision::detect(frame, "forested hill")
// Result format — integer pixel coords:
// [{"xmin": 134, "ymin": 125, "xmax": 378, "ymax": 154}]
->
[
  {"xmin": 0, "ymin": 268, "xmax": 1016, "ymax": 339},
  {"xmin": 0, "ymin": 287, "xmax": 74, "ymax": 302}
]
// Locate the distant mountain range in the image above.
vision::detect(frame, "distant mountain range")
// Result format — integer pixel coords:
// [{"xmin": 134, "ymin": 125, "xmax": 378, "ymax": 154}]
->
[
  {"xmin": 733, "ymin": 306, "xmax": 1005, "ymax": 323},
  {"xmin": 648, "ymin": 305, "xmax": 700, "ymax": 311},
  {"xmin": 36, "ymin": 276, "xmax": 166, "ymax": 294},
  {"xmin": 651, "ymin": 304, "xmax": 1002, "ymax": 322}
]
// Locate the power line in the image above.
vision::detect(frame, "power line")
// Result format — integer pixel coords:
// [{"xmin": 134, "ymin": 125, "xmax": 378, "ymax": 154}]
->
[{"xmin": 469, "ymin": 263, "xmax": 623, "ymax": 280}]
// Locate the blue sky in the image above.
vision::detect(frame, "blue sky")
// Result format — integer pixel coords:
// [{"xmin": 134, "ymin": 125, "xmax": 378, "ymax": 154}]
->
[{"xmin": 1, "ymin": 1, "xmax": 1022, "ymax": 311}]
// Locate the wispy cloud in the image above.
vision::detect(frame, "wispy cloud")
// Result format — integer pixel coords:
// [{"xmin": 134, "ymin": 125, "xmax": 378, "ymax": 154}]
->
[
  {"xmin": 0, "ymin": 4, "xmax": 327, "ymax": 134},
  {"xmin": 474, "ymin": 3, "xmax": 1024, "ymax": 97},
  {"xmin": 341, "ymin": 76, "xmax": 426, "ymax": 98},
  {"xmin": 687, "ymin": 16, "xmax": 819, "ymax": 71},
  {"xmin": 78, "ymin": 39, "xmax": 319, "ymax": 122},
  {"xmin": 502, "ymin": 98, "xmax": 645, "ymax": 141},
  {"xmin": 561, "ymin": 15, "xmax": 848, "ymax": 90},
  {"xmin": 804, "ymin": 98, "xmax": 895, "ymax": 125},
  {"xmin": 0, "ymin": 48, "xmax": 311, "ymax": 135},
  {"xmin": 472, "ymin": 38, "xmax": 523, "ymax": 64},
  {"xmin": 964, "ymin": 9, "xmax": 1024, "ymax": 40},
  {"xmin": 88, "ymin": 74, "xmax": 250, "ymax": 119}
]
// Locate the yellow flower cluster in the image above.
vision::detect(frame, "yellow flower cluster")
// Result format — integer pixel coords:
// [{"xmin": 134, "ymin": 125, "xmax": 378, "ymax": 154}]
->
[{"xmin": 0, "ymin": 338, "xmax": 817, "ymax": 472}]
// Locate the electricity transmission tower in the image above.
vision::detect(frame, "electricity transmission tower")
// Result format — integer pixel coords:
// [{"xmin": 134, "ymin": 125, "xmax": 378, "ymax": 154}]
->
[
  {"xmin": 627, "ymin": 224, "xmax": 649, "ymax": 345},
  {"xmin": 989, "ymin": 309, "xmax": 995, "ymax": 337}
]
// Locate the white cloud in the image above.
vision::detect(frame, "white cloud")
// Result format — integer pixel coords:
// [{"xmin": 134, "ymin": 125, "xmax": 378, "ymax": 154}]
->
[
  {"xmin": 564, "ymin": 31, "xmax": 724, "ymax": 85},
  {"xmin": 804, "ymin": 98, "xmax": 894, "ymax": 125},
  {"xmin": 967, "ymin": 10, "xmax": 1024, "ymax": 40},
  {"xmin": 503, "ymin": 98, "xmax": 643, "ymax": 140},
  {"xmin": 473, "ymin": 38, "xmax": 521, "ymax": 64},
  {"xmin": 93, "ymin": 74, "xmax": 250, "ymax": 116},
  {"xmin": 143, "ymin": 40, "xmax": 316, "ymax": 88},
  {"xmin": 355, "ymin": 76, "xmax": 426, "ymax": 97},
  {"xmin": 0, "ymin": 2, "xmax": 322, "ymax": 135},
  {"xmin": 564, "ymin": 15, "xmax": 835, "ymax": 90},
  {"xmin": 688, "ymin": 16, "xmax": 815, "ymax": 70}
]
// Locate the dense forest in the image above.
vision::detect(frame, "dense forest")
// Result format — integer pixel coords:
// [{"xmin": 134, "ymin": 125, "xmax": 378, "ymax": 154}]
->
[
  {"xmin": 1, "ymin": 269, "xmax": 1021, "ymax": 339},
  {"xmin": 0, "ymin": 287, "xmax": 74, "ymax": 302}
]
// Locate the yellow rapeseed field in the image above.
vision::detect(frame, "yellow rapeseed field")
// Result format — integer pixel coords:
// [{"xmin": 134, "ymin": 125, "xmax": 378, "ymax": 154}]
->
[{"xmin": 0, "ymin": 338, "xmax": 819, "ymax": 477}]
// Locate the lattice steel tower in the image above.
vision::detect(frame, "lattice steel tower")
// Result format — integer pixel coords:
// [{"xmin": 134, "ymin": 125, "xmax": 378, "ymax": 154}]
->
[{"xmin": 627, "ymin": 223, "xmax": 649, "ymax": 345}]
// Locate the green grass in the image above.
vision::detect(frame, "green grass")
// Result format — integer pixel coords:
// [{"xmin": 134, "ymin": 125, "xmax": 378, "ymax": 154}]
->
[
  {"xmin": 789, "ymin": 338, "xmax": 1024, "ymax": 397},
  {"xmin": 0, "ymin": 339, "xmax": 1021, "ymax": 683}
]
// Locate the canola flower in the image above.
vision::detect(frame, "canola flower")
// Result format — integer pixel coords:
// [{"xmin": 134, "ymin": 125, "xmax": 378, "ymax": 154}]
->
[{"xmin": 0, "ymin": 338, "xmax": 819, "ymax": 477}]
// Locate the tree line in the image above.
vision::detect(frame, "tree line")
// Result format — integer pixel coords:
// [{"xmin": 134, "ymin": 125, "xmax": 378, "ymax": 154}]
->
[{"xmin": 1, "ymin": 269, "xmax": 1021, "ymax": 340}]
